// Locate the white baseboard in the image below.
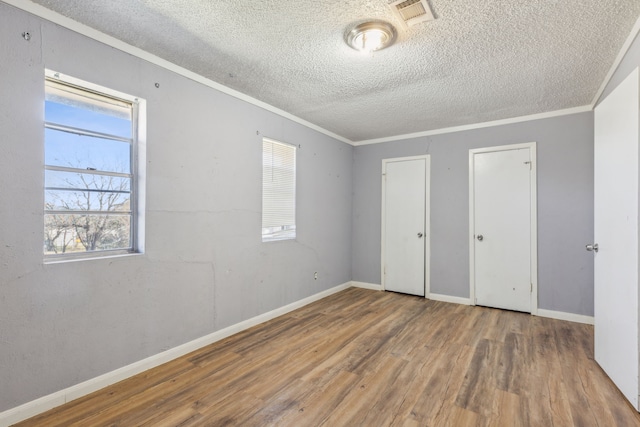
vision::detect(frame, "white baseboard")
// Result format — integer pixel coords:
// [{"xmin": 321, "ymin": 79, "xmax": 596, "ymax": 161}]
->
[
  {"xmin": 536, "ymin": 309, "xmax": 594, "ymax": 325},
  {"xmin": 427, "ymin": 293, "xmax": 472, "ymax": 305},
  {"xmin": 426, "ymin": 295, "xmax": 593, "ymax": 326},
  {"xmin": 350, "ymin": 281, "xmax": 383, "ymax": 291},
  {"xmin": 0, "ymin": 282, "xmax": 351, "ymax": 427},
  {"xmin": 1, "ymin": 282, "xmax": 595, "ymax": 426}
]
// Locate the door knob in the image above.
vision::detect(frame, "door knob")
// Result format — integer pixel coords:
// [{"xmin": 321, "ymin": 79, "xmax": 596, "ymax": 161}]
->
[
  {"xmin": 477, "ymin": 234, "xmax": 483, "ymax": 241},
  {"xmin": 586, "ymin": 243, "xmax": 599, "ymax": 252},
  {"xmin": 417, "ymin": 232, "xmax": 423, "ymax": 238}
]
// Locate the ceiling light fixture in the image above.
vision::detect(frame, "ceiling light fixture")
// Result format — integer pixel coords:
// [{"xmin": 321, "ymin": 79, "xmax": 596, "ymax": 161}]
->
[{"xmin": 345, "ymin": 20, "xmax": 397, "ymax": 53}]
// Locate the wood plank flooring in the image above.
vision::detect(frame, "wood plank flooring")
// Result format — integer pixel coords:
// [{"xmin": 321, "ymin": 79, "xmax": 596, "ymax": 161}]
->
[{"xmin": 15, "ymin": 287, "xmax": 640, "ymax": 426}]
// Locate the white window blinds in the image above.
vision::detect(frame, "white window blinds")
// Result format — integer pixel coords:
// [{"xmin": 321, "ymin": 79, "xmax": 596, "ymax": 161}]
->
[{"xmin": 262, "ymin": 138, "xmax": 296, "ymax": 241}]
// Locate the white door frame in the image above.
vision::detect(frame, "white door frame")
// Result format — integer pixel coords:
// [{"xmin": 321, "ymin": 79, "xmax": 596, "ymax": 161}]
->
[
  {"xmin": 469, "ymin": 142, "xmax": 538, "ymax": 314},
  {"xmin": 381, "ymin": 154, "xmax": 431, "ymax": 297}
]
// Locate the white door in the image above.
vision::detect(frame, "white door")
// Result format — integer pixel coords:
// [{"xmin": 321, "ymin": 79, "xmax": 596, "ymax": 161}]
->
[
  {"xmin": 470, "ymin": 144, "xmax": 536, "ymax": 313},
  {"xmin": 593, "ymin": 68, "xmax": 639, "ymax": 411},
  {"xmin": 382, "ymin": 156, "xmax": 430, "ymax": 296}
]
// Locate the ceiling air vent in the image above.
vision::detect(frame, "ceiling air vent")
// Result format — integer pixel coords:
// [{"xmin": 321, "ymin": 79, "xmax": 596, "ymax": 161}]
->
[{"xmin": 389, "ymin": 0, "xmax": 435, "ymax": 28}]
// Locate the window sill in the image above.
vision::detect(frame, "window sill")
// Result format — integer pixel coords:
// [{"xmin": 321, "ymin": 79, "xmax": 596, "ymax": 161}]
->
[{"xmin": 44, "ymin": 250, "xmax": 144, "ymax": 265}]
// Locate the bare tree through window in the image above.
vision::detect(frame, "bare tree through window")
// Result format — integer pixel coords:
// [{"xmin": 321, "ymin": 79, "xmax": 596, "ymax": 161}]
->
[{"xmin": 44, "ymin": 72, "xmax": 138, "ymax": 257}]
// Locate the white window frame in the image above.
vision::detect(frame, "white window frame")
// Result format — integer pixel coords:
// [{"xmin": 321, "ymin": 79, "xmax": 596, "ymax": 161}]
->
[
  {"xmin": 43, "ymin": 70, "xmax": 146, "ymax": 261},
  {"xmin": 262, "ymin": 138, "xmax": 297, "ymax": 242}
]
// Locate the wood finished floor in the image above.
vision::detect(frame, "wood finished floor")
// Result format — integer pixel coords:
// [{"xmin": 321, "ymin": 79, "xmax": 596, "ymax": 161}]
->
[{"xmin": 15, "ymin": 287, "xmax": 640, "ymax": 427}]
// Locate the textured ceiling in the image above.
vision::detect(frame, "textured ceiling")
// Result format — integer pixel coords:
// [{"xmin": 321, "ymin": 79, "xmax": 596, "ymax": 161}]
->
[{"xmin": 28, "ymin": 0, "xmax": 640, "ymax": 142}]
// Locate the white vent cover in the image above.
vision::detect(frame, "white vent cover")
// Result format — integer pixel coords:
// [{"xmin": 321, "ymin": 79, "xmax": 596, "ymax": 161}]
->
[{"xmin": 389, "ymin": 0, "xmax": 435, "ymax": 28}]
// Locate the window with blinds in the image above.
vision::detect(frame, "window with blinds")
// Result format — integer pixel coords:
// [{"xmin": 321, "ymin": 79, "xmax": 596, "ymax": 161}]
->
[
  {"xmin": 43, "ymin": 71, "xmax": 142, "ymax": 259},
  {"xmin": 262, "ymin": 138, "xmax": 296, "ymax": 242}
]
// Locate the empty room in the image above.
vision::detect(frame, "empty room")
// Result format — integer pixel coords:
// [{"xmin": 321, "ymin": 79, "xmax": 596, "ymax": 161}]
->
[{"xmin": 2, "ymin": 0, "xmax": 640, "ymax": 425}]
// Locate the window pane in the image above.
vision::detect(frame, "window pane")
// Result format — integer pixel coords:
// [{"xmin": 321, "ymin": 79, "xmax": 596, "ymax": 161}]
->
[
  {"xmin": 45, "ymin": 128, "xmax": 131, "ymax": 173},
  {"xmin": 44, "ymin": 214, "xmax": 131, "ymax": 254},
  {"xmin": 45, "ymin": 189, "xmax": 130, "ymax": 212},
  {"xmin": 43, "ymin": 73, "xmax": 139, "ymax": 258},
  {"xmin": 262, "ymin": 226, "xmax": 296, "ymax": 242},
  {"xmin": 45, "ymin": 170, "xmax": 130, "ymax": 192},
  {"xmin": 44, "ymin": 100, "xmax": 132, "ymax": 139}
]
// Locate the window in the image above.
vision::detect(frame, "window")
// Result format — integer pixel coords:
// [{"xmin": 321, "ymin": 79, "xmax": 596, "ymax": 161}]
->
[
  {"xmin": 43, "ymin": 71, "xmax": 144, "ymax": 259},
  {"xmin": 262, "ymin": 138, "xmax": 296, "ymax": 242}
]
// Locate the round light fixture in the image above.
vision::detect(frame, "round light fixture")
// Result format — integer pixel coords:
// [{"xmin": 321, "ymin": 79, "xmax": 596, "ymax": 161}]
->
[{"xmin": 345, "ymin": 20, "xmax": 397, "ymax": 53}]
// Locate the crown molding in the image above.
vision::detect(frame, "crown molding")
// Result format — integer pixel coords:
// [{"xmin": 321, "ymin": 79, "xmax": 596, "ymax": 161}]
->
[
  {"xmin": 5, "ymin": 0, "xmax": 635, "ymax": 148},
  {"xmin": 1, "ymin": 0, "xmax": 353, "ymax": 145},
  {"xmin": 352, "ymin": 105, "xmax": 592, "ymax": 146},
  {"xmin": 591, "ymin": 14, "xmax": 640, "ymax": 107}
]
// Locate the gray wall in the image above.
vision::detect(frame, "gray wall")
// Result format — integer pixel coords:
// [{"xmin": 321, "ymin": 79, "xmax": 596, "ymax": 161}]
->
[
  {"xmin": 5, "ymin": 0, "xmax": 632, "ymax": 414},
  {"xmin": 0, "ymin": 3, "xmax": 352, "ymax": 411},
  {"xmin": 352, "ymin": 113, "xmax": 595, "ymax": 316}
]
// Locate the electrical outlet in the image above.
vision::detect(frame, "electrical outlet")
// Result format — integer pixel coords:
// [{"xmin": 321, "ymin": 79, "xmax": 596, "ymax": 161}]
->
[{"xmin": 314, "ymin": 272, "xmax": 318, "ymax": 280}]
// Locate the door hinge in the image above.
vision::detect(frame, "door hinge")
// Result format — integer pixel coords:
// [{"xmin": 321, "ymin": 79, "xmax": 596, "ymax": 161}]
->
[
  {"xmin": 530, "ymin": 283, "xmax": 533, "ymax": 293},
  {"xmin": 524, "ymin": 161, "xmax": 532, "ymax": 170}
]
